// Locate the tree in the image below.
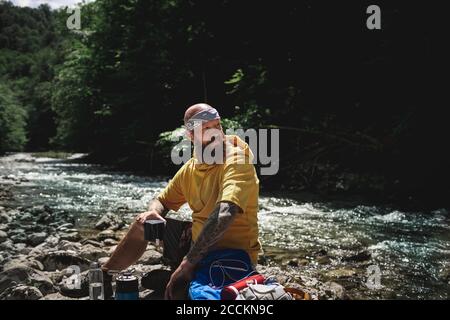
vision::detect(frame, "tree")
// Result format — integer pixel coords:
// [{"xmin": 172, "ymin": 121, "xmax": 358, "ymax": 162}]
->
[{"xmin": 0, "ymin": 82, "xmax": 27, "ymax": 153}]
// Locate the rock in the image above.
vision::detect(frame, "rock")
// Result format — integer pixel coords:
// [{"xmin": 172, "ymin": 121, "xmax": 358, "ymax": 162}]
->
[
  {"xmin": 29, "ymin": 205, "xmax": 53, "ymax": 216},
  {"xmin": 23, "ymin": 224, "xmax": 44, "ymax": 233},
  {"xmin": 38, "ymin": 214, "xmax": 53, "ymax": 225},
  {"xmin": 106, "ymin": 245, "xmax": 118, "ymax": 255},
  {"xmin": 14, "ymin": 243, "xmax": 27, "ymax": 252},
  {"xmin": 298, "ymin": 259, "xmax": 309, "ymax": 266},
  {"xmin": 133, "ymin": 263, "xmax": 170, "ymax": 275},
  {"xmin": 28, "ymin": 232, "xmax": 48, "ymax": 246},
  {"xmin": 325, "ymin": 268, "xmax": 357, "ymax": 279},
  {"xmin": 0, "ymin": 265, "xmax": 55, "ymax": 295},
  {"xmin": 10, "ymin": 234, "xmax": 27, "ymax": 243},
  {"xmin": 314, "ymin": 249, "xmax": 328, "ymax": 256},
  {"xmin": 47, "ymin": 270, "xmax": 65, "ymax": 285},
  {"xmin": 137, "ymin": 249, "xmax": 162, "ymax": 265},
  {"xmin": 3, "ymin": 258, "xmax": 44, "ymax": 272},
  {"xmin": 102, "ymin": 238, "xmax": 118, "ymax": 246},
  {"xmin": 342, "ymin": 251, "xmax": 371, "ymax": 263},
  {"xmin": 0, "ymin": 213, "xmax": 11, "ymax": 224},
  {"xmin": 57, "ymin": 240, "xmax": 82, "ymax": 252},
  {"xmin": 321, "ymin": 282, "xmax": 348, "ymax": 300},
  {"xmin": 18, "ymin": 247, "xmax": 33, "ymax": 255},
  {"xmin": 36, "ymin": 251, "xmax": 91, "ymax": 272},
  {"xmin": 0, "ymin": 239, "xmax": 14, "ymax": 251},
  {"xmin": 95, "ymin": 212, "xmax": 125, "ymax": 231},
  {"xmin": 97, "ymin": 229, "xmax": 117, "ymax": 241},
  {"xmin": 59, "ymin": 232, "xmax": 81, "ymax": 242},
  {"xmin": 18, "ymin": 212, "xmax": 34, "ymax": 222},
  {"xmin": 139, "ymin": 289, "xmax": 156, "ymax": 300},
  {"xmin": 0, "ymin": 223, "xmax": 8, "ymax": 231},
  {"xmin": 97, "ymin": 257, "xmax": 109, "ymax": 266},
  {"xmin": 0, "ymin": 230, "xmax": 7, "ymax": 243},
  {"xmin": 0, "ymin": 285, "xmax": 43, "ymax": 300},
  {"xmin": 56, "ymin": 223, "xmax": 74, "ymax": 230},
  {"xmin": 44, "ymin": 235, "xmax": 60, "ymax": 247},
  {"xmin": 255, "ymin": 265, "xmax": 294, "ymax": 285},
  {"xmin": 282, "ymin": 258, "xmax": 300, "ymax": 267},
  {"xmin": 40, "ymin": 292, "xmax": 77, "ymax": 300},
  {"xmin": 59, "ymin": 270, "xmax": 89, "ymax": 298},
  {"xmin": 282, "ymin": 282, "xmax": 315, "ymax": 300},
  {"xmin": 79, "ymin": 244, "xmax": 108, "ymax": 261},
  {"xmin": 316, "ymin": 255, "xmax": 331, "ymax": 265},
  {"xmin": 81, "ymin": 239, "xmax": 103, "ymax": 247},
  {"xmin": 439, "ymin": 265, "xmax": 450, "ymax": 283}
]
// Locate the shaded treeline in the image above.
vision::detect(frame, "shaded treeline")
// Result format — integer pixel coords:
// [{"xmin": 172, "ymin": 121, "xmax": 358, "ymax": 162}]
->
[{"xmin": 0, "ymin": 0, "xmax": 448, "ymax": 207}]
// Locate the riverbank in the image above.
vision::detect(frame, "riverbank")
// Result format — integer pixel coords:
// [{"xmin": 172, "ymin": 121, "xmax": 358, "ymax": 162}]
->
[{"xmin": 0, "ymin": 183, "xmax": 351, "ymax": 300}]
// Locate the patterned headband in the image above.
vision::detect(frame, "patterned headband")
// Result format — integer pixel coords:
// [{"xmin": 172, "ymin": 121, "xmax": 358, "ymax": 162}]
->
[{"xmin": 184, "ymin": 108, "xmax": 221, "ymax": 131}]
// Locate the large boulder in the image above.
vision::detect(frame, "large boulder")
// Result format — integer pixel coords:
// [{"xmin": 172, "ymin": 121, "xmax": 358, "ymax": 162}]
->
[
  {"xmin": 95, "ymin": 213, "xmax": 125, "ymax": 231},
  {"xmin": 0, "ymin": 265, "xmax": 55, "ymax": 295},
  {"xmin": 36, "ymin": 251, "xmax": 90, "ymax": 272},
  {"xmin": 0, "ymin": 285, "xmax": 43, "ymax": 300}
]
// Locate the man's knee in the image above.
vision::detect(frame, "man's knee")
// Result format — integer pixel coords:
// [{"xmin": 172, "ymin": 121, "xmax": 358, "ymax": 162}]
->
[{"xmin": 122, "ymin": 219, "xmax": 145, "ymax": 241}]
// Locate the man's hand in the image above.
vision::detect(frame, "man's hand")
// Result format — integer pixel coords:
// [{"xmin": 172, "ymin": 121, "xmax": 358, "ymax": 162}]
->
[
  {"xmin": 135, "ymin": 210, "xmax": 166, "ymax": 224},
  {"xmin": 165, "ymin": 258, "xmax": 195, "ymax": 300}
]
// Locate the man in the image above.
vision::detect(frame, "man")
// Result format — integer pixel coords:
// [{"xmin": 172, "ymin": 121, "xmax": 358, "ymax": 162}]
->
[{"xmin": 101, "ymin": 103, "xmax": 261, "ymax": 300}]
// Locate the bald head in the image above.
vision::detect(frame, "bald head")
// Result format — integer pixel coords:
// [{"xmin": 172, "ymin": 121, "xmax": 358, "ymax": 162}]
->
[{"xmin": 184, "ymin": 103, "xmax": 214, "ymax": 124}]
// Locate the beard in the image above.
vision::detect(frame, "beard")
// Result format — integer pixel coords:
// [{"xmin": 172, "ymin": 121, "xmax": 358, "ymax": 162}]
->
[{"xmin": 195, "ymin": 135, "xmax": 225, "ymax": 164}]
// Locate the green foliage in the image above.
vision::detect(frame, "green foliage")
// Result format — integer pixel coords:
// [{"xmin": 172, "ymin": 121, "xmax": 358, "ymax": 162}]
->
[
  {"xmin": 0, "ymin": 1, "xmax": 447, "ymax": 202},
  {"xmin": 0, "ymin": 82, "xmax": 27, "ymax": 153},
  {"xmin": 0, "ymin": 1, "xmax": 69, "ymax": 151}
]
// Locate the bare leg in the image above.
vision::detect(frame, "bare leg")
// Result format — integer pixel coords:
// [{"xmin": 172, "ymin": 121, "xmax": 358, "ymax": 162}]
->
[{"xmin": 102, "ymin": 221, "xmax": 147, "ymax": 272}]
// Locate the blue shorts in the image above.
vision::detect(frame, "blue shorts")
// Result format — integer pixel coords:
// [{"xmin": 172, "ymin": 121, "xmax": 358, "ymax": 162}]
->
[{"xmin": 188, "ymin": 249, "xmax": 256, "ymax": 300}]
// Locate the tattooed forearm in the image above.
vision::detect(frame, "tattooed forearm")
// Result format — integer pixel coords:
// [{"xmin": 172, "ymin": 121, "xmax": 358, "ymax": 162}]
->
[
  {"xmin": 148, "ymin": 198, "xmax": 169, "ymax": 217},
  {"xmin": 186, "ymin": 201, "xmax": 241, "ymax": 265}
]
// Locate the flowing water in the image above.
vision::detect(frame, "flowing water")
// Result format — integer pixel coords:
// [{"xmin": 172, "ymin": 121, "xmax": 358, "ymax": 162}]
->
[{"xmin": 1, "ymin": 153, "xmax": 449, "ymax": 299}]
